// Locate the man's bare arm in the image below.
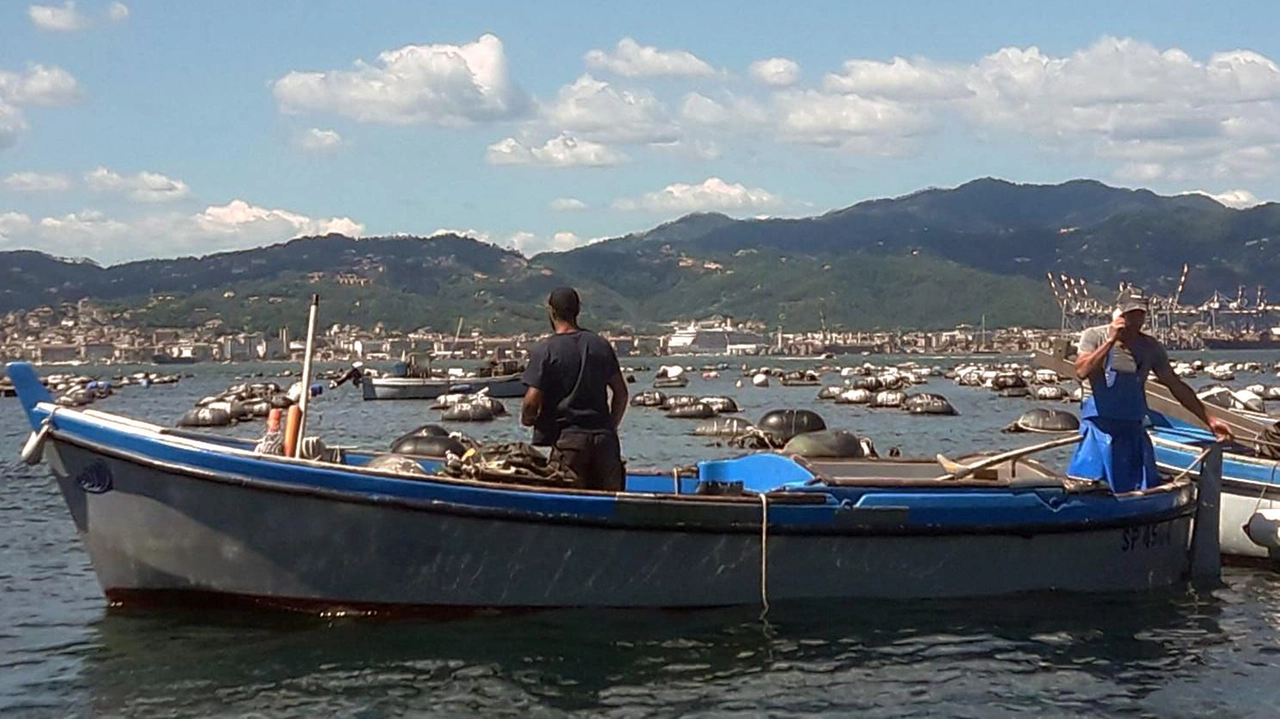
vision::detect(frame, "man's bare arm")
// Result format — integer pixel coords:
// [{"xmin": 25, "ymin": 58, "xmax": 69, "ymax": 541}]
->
[
  {"xmin": 1153, "ymin": 365, "xmax": 1233, "ymax": 441},
  {"xmin": 520, "ymin": 386, "xmax": 543, "ymax": 427},
  {"xmin": 607, "ymin": 371, "xmax": 628, "ymax": 429}
]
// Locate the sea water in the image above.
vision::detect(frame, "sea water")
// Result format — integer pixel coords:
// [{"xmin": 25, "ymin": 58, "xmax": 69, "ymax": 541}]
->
[{"xmin": 2, "ymin": 355, "xmax": 1280, "ymax": 718}]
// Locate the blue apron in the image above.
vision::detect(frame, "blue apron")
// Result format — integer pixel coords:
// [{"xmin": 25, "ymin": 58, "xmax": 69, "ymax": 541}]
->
[{"xmin": 1066, "ymin": 347, "xmax": 1162, "ymax": 492}]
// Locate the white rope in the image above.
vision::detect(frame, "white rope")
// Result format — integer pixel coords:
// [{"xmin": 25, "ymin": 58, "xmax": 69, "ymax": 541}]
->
[
  {"xmin": 673, "ymin": 467, "xmax": 680, "ymax": 495},
  {"xmin": 758, "ymin": 492, "xmax": 770, "ymax": 621},
  {"xmin": 1251, "ymin": 460, "xmax": 1277, "ymax": 515},
  {"xmin": 1170, "ymin": 446, "xmax": 1214, "ymax": 484}
]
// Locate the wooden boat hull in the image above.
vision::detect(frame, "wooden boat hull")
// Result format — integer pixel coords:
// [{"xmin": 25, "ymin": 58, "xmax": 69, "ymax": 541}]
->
[
  {"xmin": 44, "ymin": 434, "xmax": 1195, "ymax": 610},
  {"xmin": 6, "ymin": 361, "xmax": 1205, "ymax": 613},
  {"xmin": 361, "ymin": 373, "xmax": 526, "ymax": 401}
]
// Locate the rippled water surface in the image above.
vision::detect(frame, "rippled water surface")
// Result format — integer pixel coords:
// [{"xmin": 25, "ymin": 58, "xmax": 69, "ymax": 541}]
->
[{"xmin": 3, "ymin": 354, "xmax": 1280, "ymax": 718}]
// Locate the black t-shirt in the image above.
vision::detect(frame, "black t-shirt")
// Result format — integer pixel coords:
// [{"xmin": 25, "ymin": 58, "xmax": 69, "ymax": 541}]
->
[{"xmin": 522, "ymin": 329, "xmax": 620, "ymax": 445}]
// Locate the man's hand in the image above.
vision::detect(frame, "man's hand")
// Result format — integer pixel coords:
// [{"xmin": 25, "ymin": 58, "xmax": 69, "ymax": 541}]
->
[
  {"xmin": 1207, "ymin": 416, "xmax": 1234, "ymax": 443},
  {"xmin": 1107, "ymin": 314, "xmax": 1127, "ymax": 343}
]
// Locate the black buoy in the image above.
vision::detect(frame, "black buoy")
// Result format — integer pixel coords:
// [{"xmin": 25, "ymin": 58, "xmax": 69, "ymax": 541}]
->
[
  {"xmin": 390, "ymin": 424, "xmax": 464, "ymax": 456},
  {"xmin": 630, "ymin": 390, "xmax": 666, "ymax": 407},
  {"xmin": 1004, "ymin": 408, "xmax": 1080, "ymax": 434},
  {"xmin": 177, "ymin": 407, "xmax": 233, "ymax": 427},
  {"xmin": 666, "ymin": 402, "xmax": 717, "ymax": 419},
  {"xmin": 699, "ymin": 396, "xmax": 741, "ymax": 413},
  {"xmin": 365, "ymin": 454, "xmax": 430, "ymax": 477},
  {"xmin": 757, "ymin": 409, "xmax": 826, "ymax": 444},
  {"xmin": 903, "ymin": 392, "xmax": 958, "ymax": 416},
  {"xmin": 691, "ymin": 416, "xmax": 755, "ymax": 437},
  {"xmin": 783, "ymin": 429, "xmax": 868, "ymax": 458}
]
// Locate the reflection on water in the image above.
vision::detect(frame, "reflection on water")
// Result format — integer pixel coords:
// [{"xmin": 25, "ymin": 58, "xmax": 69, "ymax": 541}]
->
[
  {"xmin": 69, "ymin": 581, "xmax": 1274, "ymax": 718},
  {"xmin": 4, "ymin": 358, "xmax": 1280, "ymax": 717}
]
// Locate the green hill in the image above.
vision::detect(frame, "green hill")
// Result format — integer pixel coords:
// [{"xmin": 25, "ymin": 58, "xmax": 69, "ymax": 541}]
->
[{"xmin": 2, "ymin": 178, "xmax": 1275, "ymax": 333}]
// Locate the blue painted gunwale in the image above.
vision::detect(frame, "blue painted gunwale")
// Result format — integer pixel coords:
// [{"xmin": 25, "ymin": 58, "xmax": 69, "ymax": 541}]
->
[
  {"xmin": 1148, "ymin": 412, "xmax": 1280, "ymax": 489},
  {"xmin": 7, "ymin": 362, "xmax": 1191, "ymax": 535}
]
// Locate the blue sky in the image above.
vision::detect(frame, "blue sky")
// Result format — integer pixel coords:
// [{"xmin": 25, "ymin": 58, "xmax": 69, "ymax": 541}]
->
[{"xmin": 2, "ymin": 0, "xmax": 1279, "ymax": 263}]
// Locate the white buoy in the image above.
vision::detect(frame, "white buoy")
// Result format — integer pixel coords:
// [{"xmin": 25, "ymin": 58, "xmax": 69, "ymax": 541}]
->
[
  {"xmin": 751, "ymin": 373, "xmax": 769, "ymax": 387},
  {"xmin": 1244, "ymin": 509, "xmax": 1280, "ymax": 551}
]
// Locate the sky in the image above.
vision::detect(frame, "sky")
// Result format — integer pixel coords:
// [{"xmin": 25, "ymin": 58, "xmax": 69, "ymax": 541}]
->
[{"xmin": 2, "ymin": 0, "xmax": 1280, "ymax": 264}]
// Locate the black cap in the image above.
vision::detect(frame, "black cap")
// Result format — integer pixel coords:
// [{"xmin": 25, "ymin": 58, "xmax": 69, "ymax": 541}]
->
[
  {"xmin": 1115, "ymin": 287, "xmax": 1149, "ymax": 314},
  {"xmin": 547, "ymin": 287, "xmax": 580, "ymax": 317}
]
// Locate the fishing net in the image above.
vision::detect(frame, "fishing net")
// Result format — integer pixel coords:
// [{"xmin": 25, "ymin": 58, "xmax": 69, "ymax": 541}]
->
[{"xmin": 440, "ymin": 442, "xmax": 580, "ymax": 487}]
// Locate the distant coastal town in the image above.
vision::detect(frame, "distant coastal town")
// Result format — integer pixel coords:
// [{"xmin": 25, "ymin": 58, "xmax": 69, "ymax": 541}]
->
[{"xmin": 1, "ymin": 299, "xmax": 1276, "ymax": 367}]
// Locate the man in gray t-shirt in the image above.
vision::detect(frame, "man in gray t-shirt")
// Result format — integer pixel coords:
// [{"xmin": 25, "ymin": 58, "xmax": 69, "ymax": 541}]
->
[{"xmin": 1068, "ymin": 287, "xmax": 1231, "ymax": 491}]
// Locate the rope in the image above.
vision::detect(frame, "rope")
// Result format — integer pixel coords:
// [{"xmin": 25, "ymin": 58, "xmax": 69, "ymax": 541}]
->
[
  {"xmin": 1251, "ymin": 460, "xmax": 1278, "ymax": 515},
  {"xmin": 673, "ymin": 467, "xmax": 680, "ymax": 495},
  {"xmin": 758, "ymin": 492, "xmax": 770, "ymax": 622},
  {"xmin": 1169, "ymin": 446, "xmax": 1215, "ymax": 484}
]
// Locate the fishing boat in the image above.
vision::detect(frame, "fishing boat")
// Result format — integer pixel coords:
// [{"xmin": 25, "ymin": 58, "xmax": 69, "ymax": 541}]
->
[
  {"xmin": 7, "ymin": 360, "xmax": 1220, "ymax": 613},
  {"xmin": 361, "ymin": 372, "xmax": 526, "ymax": 401}
]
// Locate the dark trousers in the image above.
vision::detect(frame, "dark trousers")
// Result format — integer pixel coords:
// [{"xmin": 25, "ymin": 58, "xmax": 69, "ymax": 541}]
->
[{"xmin": 550, "ymin": 429, "xmax": 625, "ymax": 491}]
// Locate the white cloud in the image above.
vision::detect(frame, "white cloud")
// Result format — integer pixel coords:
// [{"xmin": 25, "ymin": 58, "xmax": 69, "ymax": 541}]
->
[
  {"xmin": 85, "ymin": 167, "xmax": 191, "ymax": 203},
  {"xmin": 272, "ymin": 34, "xmax": 530, "ymax": 126},
  {"xmin": 1, "ymin": 201, "xmax": 364, "ymax": 261},
  {"xmin": 0, "ymin": 64, "xmax": 80, "ymax": 107},
  {"xmin": 650, "ymin": 138, "xmax": 722, "ymax": 161},
  {"xmin": 296, "ymin": 127, "xmax": 344, "ymax": 151},
  {"xmin": 3, "ymin": 172, "xmax": 72, "ymax": 192},
  {"xmin": 0, "ymin": 64, "xmax": 79, "ymax": 150},
  {"xmin": 430, "ymin": 227, "xmax": 492, "ymax": 243},
  {"xmin": 500, "ymin": 230, "xmax": 591, "ymax": 255},
  {"xmin": 1182, "ymin": 189, "xmax": 1264, "ymax": 209},
  {"xmin": 549, "ymin": 197, "xmax": 587, "ymax": 212},
  {"xmin": 679, "ymin": 92, "xmax": 770, "ymax": 128},
  {"xmin": 486, "ymin": 134, "xmax": 627, "ymax": 167},
  {"xmin": 613, "ymin": 177, "xmax": 781, "ymax": 214},
  {"xmin": 542, "ymin": 74, "xmax": 677, "ymax": 144},
  {"xmin": 0, "ymin": 105, "xmax": 27, "ymax": 150},
  {"xmin": 956, "ymin": 38, "xmax": 1280, "ymax": 180},
  {"xmin": 585, "ymin": 38, "xmax": 716, "ymax": 78},
  {"xmin": 823, "ymin": 57, "xmax": 971, "ymax": 101},
  {"xmin": 748, "ymin": 57, "xmax": 801, "ymax": 87},
  {"xmin": 107, "ymin": 1, "xmax": 128, "ymax": 21},
  {"xmin": 0, "ymin": 211, "xmax": 33, "ymax": 241},
  {"xmin": 195, "ymin": 200, "xmax": 362, "ymax": 240},
  {"xmin": 28, "ymin": 1, "xmax": 87, "ymax": 31},
  {"xmin": 774, "ymin": 90, "xmax": 933, "ymax": 151}
]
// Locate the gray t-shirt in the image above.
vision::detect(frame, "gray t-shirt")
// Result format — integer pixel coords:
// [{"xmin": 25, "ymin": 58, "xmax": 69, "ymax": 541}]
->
[{"xmin": 1077, "ymin": 324, "xmax": 1171, "ymax": 390}]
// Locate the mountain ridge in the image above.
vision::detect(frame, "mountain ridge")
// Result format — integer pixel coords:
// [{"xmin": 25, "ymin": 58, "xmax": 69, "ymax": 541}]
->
[{"xmin": 3, "ymin": 178, "xmax": 1275, "ymax": 333}]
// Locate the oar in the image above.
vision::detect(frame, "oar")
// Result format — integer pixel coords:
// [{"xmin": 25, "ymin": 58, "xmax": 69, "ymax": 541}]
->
[{"xmin": 936, "ymin": 434, "xmax": 1082, "ymax": 481}]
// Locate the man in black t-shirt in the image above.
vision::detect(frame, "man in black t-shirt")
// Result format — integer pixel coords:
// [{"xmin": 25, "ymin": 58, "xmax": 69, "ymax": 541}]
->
[{"xmin": 520, "ymin": 287, "xmax": 629, "ymax": 491}]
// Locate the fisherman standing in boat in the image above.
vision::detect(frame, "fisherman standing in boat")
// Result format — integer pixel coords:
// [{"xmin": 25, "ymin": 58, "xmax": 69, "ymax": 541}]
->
[
  {"xmin": 521, "ymin": 287, "xmax": 629, "ymax": 490},
  {"xmin": 1070, "ymin": 287, "xmax": 1232, "ymax": 491}
]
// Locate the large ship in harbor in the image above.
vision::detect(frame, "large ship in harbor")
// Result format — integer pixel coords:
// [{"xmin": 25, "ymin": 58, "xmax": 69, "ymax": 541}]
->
[
  {"xmin": 1202, "ymin": 327, "xmax": 1280, "ymax": 350},
  {"xmin": 663, "ymin": 318, "xmax": 769, "ymax": 355}
]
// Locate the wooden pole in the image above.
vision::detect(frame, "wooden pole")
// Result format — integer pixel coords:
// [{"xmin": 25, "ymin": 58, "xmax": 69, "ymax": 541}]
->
[
  {"xmin": 293, "ymin": 294, "xmax": 320, "ymax": 458},
  {"xmin": 1190, "ymin": 444, "xmax": 1223, "ymax": 584}
]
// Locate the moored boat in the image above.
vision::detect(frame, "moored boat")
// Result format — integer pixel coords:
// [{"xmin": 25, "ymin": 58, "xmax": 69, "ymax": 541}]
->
[
  {"xmin": 361, "ymin": 372, "xmax": 526, "ymax": 401},
  {"xmin": 7, "ymin": 360, "xmax": 1220, "ymax": 614},
  {"xmin": 1147, "ymin": 414, "xmax": 1280, "ymax": 560}
]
